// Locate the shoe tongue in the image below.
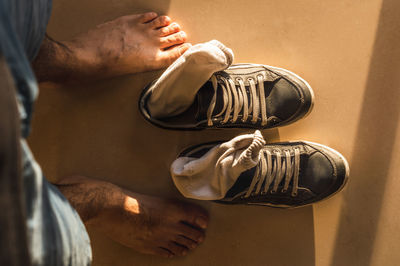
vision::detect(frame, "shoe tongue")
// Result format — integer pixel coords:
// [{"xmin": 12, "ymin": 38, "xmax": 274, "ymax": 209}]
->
[{"xmin": 195, "ymin": 81, "xmax": 225, "ymax": 120}]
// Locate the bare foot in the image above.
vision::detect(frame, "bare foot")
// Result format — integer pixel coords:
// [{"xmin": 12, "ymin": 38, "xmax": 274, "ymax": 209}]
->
[
  {"xmin": 33, "ymin": 12, "xmax": 192, "ymax": 83},
  {"xmin": 98, "ymin": 192, "xmax": 208, "ymax": 257},
  {"xmin": 57, "ymin": 176, "xmax": 209, "ymax": 258},
  {"xmin": 67, "ymin": 12, "xmax": 192, "ymax": 74}
]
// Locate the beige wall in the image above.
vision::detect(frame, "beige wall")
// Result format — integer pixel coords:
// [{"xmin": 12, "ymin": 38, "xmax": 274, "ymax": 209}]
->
[{"xmin": 29, "ymin": 0, "xmax": 400, "ymax": 265}]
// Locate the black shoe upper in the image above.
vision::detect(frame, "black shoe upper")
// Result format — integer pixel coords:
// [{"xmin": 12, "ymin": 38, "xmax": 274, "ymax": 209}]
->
[
  {"xmin": 139, "ymin": 64, "xmax": 314, "ymax": 130},
  {"xmin": 178, "ymin": 140, "xmax": 348, "ymax": 208}
]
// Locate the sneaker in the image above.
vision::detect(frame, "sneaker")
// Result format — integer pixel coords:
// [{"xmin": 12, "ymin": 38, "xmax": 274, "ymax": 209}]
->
[
  {"xmin": 139, "ymin": 63, "xmax": 314, "ymax": 130},
  {"xmin": 173, "ymin": 138, "xmax": 349, "ymax": 208}
]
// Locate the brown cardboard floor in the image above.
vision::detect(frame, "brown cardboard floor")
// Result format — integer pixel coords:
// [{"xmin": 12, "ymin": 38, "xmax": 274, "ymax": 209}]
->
[{"xmin": 29, "ymin": 0, "xmax": 400, "ymax": 265}]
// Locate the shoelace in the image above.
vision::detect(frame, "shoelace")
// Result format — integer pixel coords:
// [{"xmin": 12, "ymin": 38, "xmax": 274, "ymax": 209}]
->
[
  {"xmin": 244, "ymin": 147, "xmax": 301, "ymax": 198},
  {"xmin": 207, "ymin": 75, "xmax": 268, "ymax": 126}
]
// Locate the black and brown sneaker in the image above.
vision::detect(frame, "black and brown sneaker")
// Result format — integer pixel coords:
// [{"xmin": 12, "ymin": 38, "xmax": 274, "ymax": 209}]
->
[
  {"xmin": 139, "ymin": 63, "xmax": 314, "ymax": 130},
  {"xmin": 175, "ymin": 139, "xmax": 349, "ymax": 208}
]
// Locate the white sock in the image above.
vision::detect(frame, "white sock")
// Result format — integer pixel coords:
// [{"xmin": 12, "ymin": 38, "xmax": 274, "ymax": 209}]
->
[
  {"xmin": 148, "ymin": 40, "xmax": 234, "ymax": 118},
  {"xmin": 170, "ymin": 130, "xmax": 266, "ymax": 200}
]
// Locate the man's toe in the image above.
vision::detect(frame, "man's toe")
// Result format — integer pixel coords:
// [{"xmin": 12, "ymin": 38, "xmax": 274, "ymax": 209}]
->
[
  {"xmin": 139, "ymin": 12, "xmax": 158, "ymax": 23},
  {"xmin": 165, "ymin": 241, "xmax": 189, "ymax": 256},
  {"xmin": 176, "ymin": 223, "xmax": 205, "ymax": 243},
  {"xmin": 149, "ymin": 15, "xmax": 171, "ymax": 28},
  {"xmin": 158, "ymin": 23, "xmax": 181, "ymax": 37},
  {"xmin": 158, "ymin": 43, "xmax": 191, "ymax": 67},
  {"xmin": 181, "ymin": 204, "xmax": 209, "ymax": 229},
  {"xmin": 160, "ymin": 31, "xmax": 187, "ymax": 48},
  {"xmin": 155, "ymin": 247, "xmax": 174, "ymax": 258},
  {"xmin": 174, "ymin": 235, "xmax": 198, "ymax": 250}
]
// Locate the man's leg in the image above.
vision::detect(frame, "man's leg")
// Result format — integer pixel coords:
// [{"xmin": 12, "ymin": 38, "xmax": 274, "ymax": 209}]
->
[{"xmin": 0, "ymin": 55, "xmax": 31, "ymax": 265}]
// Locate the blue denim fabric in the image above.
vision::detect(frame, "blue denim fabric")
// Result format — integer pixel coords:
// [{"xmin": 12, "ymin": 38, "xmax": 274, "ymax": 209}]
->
[{"xmin": 0, "ymin": 0, "xmax": 92, "ymax": 265}]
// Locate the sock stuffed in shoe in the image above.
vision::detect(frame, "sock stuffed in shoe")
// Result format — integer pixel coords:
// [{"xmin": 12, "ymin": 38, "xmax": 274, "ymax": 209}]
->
[
  {"xmin": 170, "ymin": 130, "xmax": 265, "ymax": 200},
  {"xmin": 147, "ymin": 40, "xmax": 234, "ymax": 118}
]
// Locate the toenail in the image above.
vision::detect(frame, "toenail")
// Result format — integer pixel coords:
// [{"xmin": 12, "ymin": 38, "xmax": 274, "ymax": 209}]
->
[
  {"xmin": 198, "ymin": 236, "xmax": 204, "ymax": 243},
  {"xmin": 182, "ymin": 250, "xmax": 187, "ymax": 256},
  {"xmin": 196, "ymin": 217, "xmax": 208, "ymax": 229},
  {"xmin": 191, "ymin": 243, "xmax": 197, "ymax": 249}
]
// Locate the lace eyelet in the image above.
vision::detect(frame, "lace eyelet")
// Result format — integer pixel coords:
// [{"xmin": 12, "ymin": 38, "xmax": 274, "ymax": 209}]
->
[
  {"xmin": 281, "ymin": 188, "xmax": 287, "ymax": 193},
  {"xmin": 257, "ymin": 74, "xmax": 264, "ymax": 80},
  {"xmin": 270, "ymin": 189, "xmax": 277, "ymax": 194},
  {"xmin": 291, "ymin": 192, "xmax": 298, "ymax": 197},
  {"xmin": 261, "ymin": 191, "xmax": 266, "ymax": 195}
]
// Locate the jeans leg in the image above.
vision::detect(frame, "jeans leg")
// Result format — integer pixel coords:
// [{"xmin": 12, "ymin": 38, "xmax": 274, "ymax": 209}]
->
[{"xmin": 0, "ymin": 54, "xmax": 31, "ymax": 266}]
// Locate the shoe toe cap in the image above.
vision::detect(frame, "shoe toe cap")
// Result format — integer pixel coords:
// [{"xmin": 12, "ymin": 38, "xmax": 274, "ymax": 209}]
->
[
  {"xmin": 301, "ymin": 144, "xmax": 348, "ymax": 198},
  {"xmin": 266, "ymin": 78, "xmax": 303, "ymax": 123},
  {"xmin": 302, "ymin": 152, "xmax": 334, "ymax": 193}
]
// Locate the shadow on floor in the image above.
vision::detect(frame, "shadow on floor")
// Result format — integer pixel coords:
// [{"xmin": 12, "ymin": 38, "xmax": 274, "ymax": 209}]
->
[
  {"xmin": 47, "ymin": 0, "xmax": 172, "ymax": 40},
  {"xmin": 331, "ymin": 0, "xmax": 400, "ymax": 265}
]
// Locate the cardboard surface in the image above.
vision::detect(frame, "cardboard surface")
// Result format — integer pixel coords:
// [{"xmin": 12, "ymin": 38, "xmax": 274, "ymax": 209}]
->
[{"xmin": 29, "ymin": 0, "xmax": 400, "ymax": 265}]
